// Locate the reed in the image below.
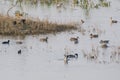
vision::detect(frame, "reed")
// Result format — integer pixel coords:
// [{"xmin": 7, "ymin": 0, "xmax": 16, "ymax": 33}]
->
[{"xmin": 0, "ymin": 14, "xmax": 77, "ymax": 36}]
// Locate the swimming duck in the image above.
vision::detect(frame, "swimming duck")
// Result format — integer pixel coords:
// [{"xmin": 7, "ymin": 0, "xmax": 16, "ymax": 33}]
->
[
  {"xmin": 2, "ymin": 40, "xmax": 10, "ymax": 44},
  {"xmin": 64, "ymin": 53, "xmax": 78, "ymax": 59},
  {"xmin": 100, "ymin": 40, "xmax": 109, "ymax": 44},
  {"xmin": 110, "ymin": 17, "xmax": 117, "ymax": 23},
  {"xmin": 81, "ymin": 19, "xmax": 84, "ymax": 24},
  {"xmin": 56, "ymin": 2, "xmax": 64, "ymax": 8},
  {"xmin": 90, "ymin": 34, "xmax": 98, "ymax": 38},
  {"xmin": 40, "ymin": 37, "xmax": 48, "ymax": 43},
  {"xmin": 70, "ymin": 36, "xmax": 79, "ymax": 41},
  {"xmin": 16, "ymin": 41, "xmax": 23, "ymax": 44},
  {"xmin": 101, "ymin": 43, "xmax": 108, "ymax": 48},
  {"xmin": 64, "ymin": 53, "xmax": 78, "ymax": 64},
  {"xmin": 18, "ymin": 49, "xmax": 21, "ymax": 54}
]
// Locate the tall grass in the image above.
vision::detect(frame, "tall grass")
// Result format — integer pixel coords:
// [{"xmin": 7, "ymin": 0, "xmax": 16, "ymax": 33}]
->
[{"xmin": 0, "ymin": 14, "xmax": 77, "ymax": 36}]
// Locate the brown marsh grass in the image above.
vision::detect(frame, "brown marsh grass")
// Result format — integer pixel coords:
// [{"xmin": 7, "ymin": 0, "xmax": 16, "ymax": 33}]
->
[{"xmin": 0, "ymin": 14, "xmax": 77, "ymax": 36}]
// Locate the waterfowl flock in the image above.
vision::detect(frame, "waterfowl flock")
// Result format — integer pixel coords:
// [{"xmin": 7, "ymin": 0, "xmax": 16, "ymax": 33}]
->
[
  {"xmin": 1, "ymin": 40, "xmax": 23, "ymax": 54},
  {"xmin": 0, "ymin": 1, "xmax": 120, "ymax": 80},
  {"xmin": 63, "ymin": 17, "xmax": 119, "ymax": 64},
  {"xmin": 0, "ymin": 17, "xmax": 120, "ymax": 65}
]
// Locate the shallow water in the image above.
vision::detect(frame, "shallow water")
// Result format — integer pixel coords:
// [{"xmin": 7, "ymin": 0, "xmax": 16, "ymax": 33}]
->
[
  {"xmin": 0, "ymin": 0, "xmax": 120, "ymax": 80},
  {"xmin": 0, "ymin": 31, "xmax": 120, "ymax": 80},
  {"xmin": 0, "ymin": 0, "xmax": 120, "ymax": 23}
]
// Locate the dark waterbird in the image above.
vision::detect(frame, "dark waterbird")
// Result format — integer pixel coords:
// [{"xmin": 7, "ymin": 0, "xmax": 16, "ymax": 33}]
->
[
  {"xmin": 13, "ymin": 21, "xmax": 17, "ymax": 25},
  {"xmin": 18, "ymin": 50, "xmax": 21, "ymax": 54},
  {"xmin": 64, "ymin": 53, "xmax": 78, "ymax": 64},
  {"xmin": 100, "ymin": 40, "xmax": 109, "ymax": 44},
  {"xmin": 21, "ymin": 19, "xmax": 26, "ymax": 24},
  {"xmin": 81, "ymin": 19, "xmax": 85, "ymax": 24},
  {"xmin": 74, "ymin": 40, "xmax": 79, "ymax": 44},
  {"xmin": 65, "ymin": 53, "xmax": 78, "ymax": 59},
  {"xmin": 90, "ymin": 33, "xmax": 98, "ymax": 39},
  {"xmin": 2, "ymin": 40, "xmax": 10, "ymax": 44}
]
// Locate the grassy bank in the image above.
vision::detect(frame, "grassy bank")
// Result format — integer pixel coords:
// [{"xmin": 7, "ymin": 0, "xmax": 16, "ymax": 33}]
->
[{"xmin": 0, "ymin": 15, "xmax": 77, "ymax": 36}]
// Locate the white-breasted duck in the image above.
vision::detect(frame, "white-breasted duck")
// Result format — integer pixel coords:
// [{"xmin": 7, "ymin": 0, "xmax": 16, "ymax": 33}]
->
[{"xmin": 64, "ymin": 53, "xmax": 78, "ymax": 59}]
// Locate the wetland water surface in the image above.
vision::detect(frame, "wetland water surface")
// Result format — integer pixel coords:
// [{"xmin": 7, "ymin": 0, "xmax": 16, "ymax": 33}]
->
[{"xmin": 0, "ymin": 0, "xmax": 120, "ymax": 80}]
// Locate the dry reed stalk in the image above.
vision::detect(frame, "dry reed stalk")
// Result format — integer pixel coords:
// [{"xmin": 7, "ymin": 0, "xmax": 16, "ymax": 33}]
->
[{"xmin": 0, "ymin": 14, "xmax": 77, "ymax": 36}]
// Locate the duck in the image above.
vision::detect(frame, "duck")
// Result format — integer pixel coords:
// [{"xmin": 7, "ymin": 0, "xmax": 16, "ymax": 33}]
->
[
  {"xmin": 18, "ymin": 49, "xmax": 21, "ymax": 54},
  {"xmin": 21, "ymin": 19, "xmax": 26, "ymax": 24},
  {"xmin": 110, "ymin": 17, "xmax": 118, "ymax": 23},
  {"xmin": 16, "ymin": 41, "xmax": 23, "ymax": 44},
  {"xmin": 90, "ymin": 56, "xmax": 96, "ymax": 59},
  {"xmin": 81, "ymin": 19, "xmax": 84, "ymax": 24},
  {"xmin": 64, "ymin": 53, "xmax": 78, "ymax": 59},
  {"xmin": 100, "ymin": 40, "xmax": 109, "ymax": 44},
  {"xmin": 40, "ymin": 37, "xmax": 48, "ymax": 43},
  {"xmin": 2, "ymin": 40, "xmax": 10, "ymax": 44},
  {"xmin": 101, "ymin": 43, "xmax": 108, "ymax": 48},
  {"xmin": 70, "ymin": 36, "xmax": 79, "ymax": 41},
  {"xmin": 64, "ymin": 53, "xmax": 78, "ymax": 64},
  {"xmin": 74, "ymin": 39, "xmax": 79, "ymax": 44},
  {"xmin": 90, "ymin": 33, "xmax": 98, "ymax": 38},
  {"xmin": 56, "ymin": 2, "xmax": 64, "ymax": 8}
]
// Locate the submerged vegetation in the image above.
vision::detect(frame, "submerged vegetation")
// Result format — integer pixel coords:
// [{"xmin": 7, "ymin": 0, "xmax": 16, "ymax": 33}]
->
[
  {"xmin": 0, "ymin": 14, "xmax": 77, "ymax": 36},
  {"xmin": 6, "ymin": 0, "xmax": 111, "ymax": 18},
  {"xmin": 7, "ymin": 0, "xmax": 111, "ymax": 8},
  {"xmin": 10, "ymin": 0, "xmax": 111, "ymax": 17},
  {"xmin": 78, "ymin": 0, "xmax": 110, "ymax": 9}
]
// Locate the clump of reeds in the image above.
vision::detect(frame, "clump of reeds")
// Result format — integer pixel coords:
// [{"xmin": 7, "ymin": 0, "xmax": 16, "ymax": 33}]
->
[
  {"xmin": 15, "ymin": 0, "xmax": 67, "ymax": 6},
  {"xmin": 78, "ymin": 0, "xmax": 110, "ymax": 9},
  {"xmin": 0, "ymin": 14, "xmax": 77, "ymax": 36}
]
